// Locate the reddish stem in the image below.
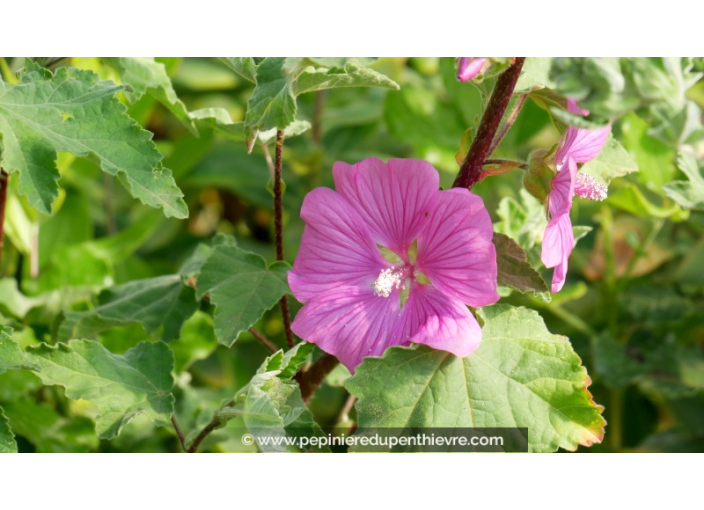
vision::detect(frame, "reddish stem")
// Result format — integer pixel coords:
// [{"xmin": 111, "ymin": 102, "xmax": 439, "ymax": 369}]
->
[
  {"xmin": 299, "ymin": 353, "xmax": 339, "ymax": 404},
  {"xmin": 453, "ymin": 58, "xmax": 526, "ymax": 190},
  {"xmin": 273, "ymin": 129, "xmax": 295, "ymax": 349}
]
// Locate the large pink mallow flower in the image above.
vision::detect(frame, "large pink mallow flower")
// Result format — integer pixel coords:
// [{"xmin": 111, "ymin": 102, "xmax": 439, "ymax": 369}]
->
[
  {"xmin": 288, "ymin": 158, "xmax": 499, "ymax": 372},
  {"xmin": 541, "ymin": 100, "xmax": 611, "ymax": 293},
  {"xmin": 457, "ymin": 57, "xmax": 487, "ymax": 82}
]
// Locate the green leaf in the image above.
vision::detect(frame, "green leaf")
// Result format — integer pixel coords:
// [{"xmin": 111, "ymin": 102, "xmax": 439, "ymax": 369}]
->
[
  {"xmin": 199, "ymin": 353, "xmax": 328, "ymax": 452},
  {"xmin": 0, "ymin": 370, "xmax": 42, "ymax": 401},
  {"xmin": 594, "ymin": 332, "xmax": 704, "ymax": 397},
  {"xmin": 573, "ymin": 225, "xmax": 593, "ymax": 244},
  {"xmin": 218, "ymin": 57, "xmax": 257, "ymax": 83},
  {"xmin": 292, "ymin": 58, "xmax": 378, "ymax": 69},
  {"xmin": 260, "ymin": 341, "xmax": 315, "ymax": 380},
  {"xmin": 0, "ymin": 278, "xmax": 96, "ymax": 325},
  {"xmin": 609, "ymin": 184, "xmax": 682, "ymax": 219},
  {"xmin": 195, "ymin": 243, "xmax": 289, "ymax": 347},
  {"xmin": 4, "ymin": 194, "xmax": 32, "ymax": 255},
  {"xmin": 384, "ymin": 85, "xmax": 470, "ymax": 173},
  {"xmin": 346, "ymin": 305, "xmax": 605, "ymax": 453},
  {"xmin": 24, "ymin": 210, "xmax": 164, "ymax": 296},
  {"xmin": 549, "ymin": 58, "xmax": 704, "ymax": 146},
  {"xmin": 293, "ymin": 63, "xmax": 399, "ymax": 96},
  {"xmin": 580, "ymin": 135, "xmax": 638, "ymax": 185},
  {"xmin": 237, "ymin": 372, "xmax": 328, "ymax": 453},
  {"xmin": 58, "ymin": 275, "xmax": 197, "ymax": 342},
  {"xmin": 0, "ymin": 61, "xmax": 187, "ymax": 218},
  {"xmin": 493, "ymin": 233, "xmax": 550, "ymax": 301},
  {"xmin": 244, "ymin": 57, "xmax": 297, "ymax": 143},
  {"xmin": 242, "ymin": 58, "xmax": 397, "ymax": 151},
  {"xmin": 28, "ymin": 339, "xmax": 175, "ymax": 439},
  {"xmin": 189, "ymin": 109, "xmax": 311, "ymax": 146},
  {"xmin": 494, "ymin": 191, "xmax": 547, "ymax": 267},
  {"xmin": 80, "ymin": 209, "xmax": 163, "ymax": 263},
  {"xmin": 1, "ymin": 399, "xmax": 99, "ymax": 452},
  {"xmin": 179, "ymin": 243, "xmax": 213, "ymax": 279},
  {"xmin": 663, "ymin": 152, "xmax": 704, "ymax": 210},
  {"xmin": 102, "ymin": 57, "xmax": 196, "ymax": 135},
  {"xmin": 620, "ymin": 112, "xmax": 677, "ymax": 187},
  {"xmin": 515, "ymin": 57, "xmax": 555, "ymax": 93},
  {"xmin": 258, "ymin": 120, "xmax": 311, "ymax": 145},
  {"xmin": 549, "ymin": 106, "xmax": 609, "ymax": 130},
  {"xmin": 189, "ymin": 108, "xmax": 245, "ymax": 140},
  {"xmin": 0, "ymin": 326, "xmax": 38, "ymax": 374},
  {"xmin": 170, "ymin": 311, "xmax": 219, "ymax": 373},
  {"xmin": 0, "ymin": 406, "xmax": 17, "ymax": 453},
  {"xmin": 325, "ymin": 363, "xmax": 352, "ymax": 388},
  {"xmin": 591, "ymin": 334, "xmax": 644, "ymax": 389}
]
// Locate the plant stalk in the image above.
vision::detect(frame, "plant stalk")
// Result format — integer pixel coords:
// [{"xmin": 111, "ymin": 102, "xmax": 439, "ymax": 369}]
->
[
  {"xmin": 453, "ymin": 58, "xmax": 525, "ymax": 190},
  {"xmin": 487, "ymin": 93, "xmax": 527, "ymax": 155},
  {"xmin": 171, "ymin": 416, "xmax": 187, "ymax": 452},
  {"xmin": 248, "ymin": 327, "xmax": 278, "ymax": 353},
  {"xmin": 299, "ymin": 353, "xmax": 339, "ymax": 404},
  {"xmin": 0, "ymin": 170, "xmax": 9, "ymax": 268},
  {"xmin": 273, "ymin": 129, "xmax": 295, "ymax": 349}
]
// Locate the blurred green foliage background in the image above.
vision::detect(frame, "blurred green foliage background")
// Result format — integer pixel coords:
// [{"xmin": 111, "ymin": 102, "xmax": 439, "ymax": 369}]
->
[{"xmin": 1, "ymin": 57, "xmax": 703, "ymax": 452}]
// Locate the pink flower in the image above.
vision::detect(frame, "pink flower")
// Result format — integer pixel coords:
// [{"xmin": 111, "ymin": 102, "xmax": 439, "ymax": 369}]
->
[
  {"xmin": 457, "ymin": 57, "xmax": 487, "ymax": 82},
  {"xmin": 541, "ymin": 100, "xmax": 610, "ymax": 293},
  {"xmin": 288, "ymin": 158, "xmax": 499, "ymax": 372}
]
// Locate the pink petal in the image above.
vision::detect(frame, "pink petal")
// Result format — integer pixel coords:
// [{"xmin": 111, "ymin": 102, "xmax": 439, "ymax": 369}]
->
[
  {"xmin": 288, "ymin": 187, "xmax": 388, "ymax": 303},
  {"xmin": 556, "ymin": 99, "xmax": 611, "ymax": 165},
  {"xmin": 567, "ymin": 98, "xmax": 589, "ymax": 116},
  {"xmin": 390, "ymin": 284, "xmax": 482, "ymax": 358},
  {"xmin": 415, "ymin": 188, "xmax": 499, "ymax": 307},
  {"xmin": 291, "ymin": 286, "xmax": 401, "ymax": 373},
  {"xmin": 333, "ymin": 158, "xmax": 439, "ymax": 256},
  {"xmin": 548, "ymin": 156, "xmax": 578, "ymax": 218},
  {"xmin": 541, "ymin": 213, "xmax": 574, "ymax": 293},
  {"xmin": 458, "ymin": 57, "xmax": 486, "ymax": 82},
  {"xmin": 556, "ymin": 125, "xmax": 611, "ymax": 165},
  {"xmin": 550, "ymin": 258, "xmax": 568, "ymax": 293}
]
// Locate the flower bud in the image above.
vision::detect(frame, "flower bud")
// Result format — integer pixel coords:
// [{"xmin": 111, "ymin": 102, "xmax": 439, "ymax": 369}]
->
[{"xmin": 524, "ymin": 148, "xmax": 557, "ymax": 204}]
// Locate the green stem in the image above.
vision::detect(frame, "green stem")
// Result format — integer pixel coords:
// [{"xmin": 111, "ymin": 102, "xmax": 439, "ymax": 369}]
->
[
  {"xmin": 534, "ymin": 301, "xmax": 598, "ymax": 339},
  {"xmin": 609, "ymin": 388, "xmax": 624, "ymax": 452},
  {"xmin": 483, "ymin": 158, "xmax": 527, "ymax": 169},
  {"xmin": 0, "ymin": 170, "xmax": 9, "ymax": 269},
  {"xmin": 599, "ymin": 205, "xmax": 618, "ymax": 338},
  {"xmin": 171, "ymin": 416, "xmax": 187, "ymax": 452},
  {"xmin": 619, "ymin": 219, "xmax": 665, "ymax": 287}
]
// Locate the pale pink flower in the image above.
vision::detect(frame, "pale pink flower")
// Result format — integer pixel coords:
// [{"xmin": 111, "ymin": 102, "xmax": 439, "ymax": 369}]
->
[
  {"xmin": 288, "ymin": 158, "xmax": 499, "ymax": 372},
  {"xmin": 542, "ymin": 100, "xmax": 611, "ymax": 293},
  {"xmin": 457, "ymin": 57, "xmax": 487, "ymax": 82}
]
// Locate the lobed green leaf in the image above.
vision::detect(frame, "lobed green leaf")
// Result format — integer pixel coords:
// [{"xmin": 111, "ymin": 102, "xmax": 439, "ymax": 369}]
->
[
  {"xmin": 347, "ymin": 304, "xmax": 605, "ymax": 453},
  {"xmin": 28, "ymin": 340, "xmax": 175, "ymax": 439},
  {"xmin": 195, "ymin": 241, "xmax": 290, "ymax": 347},
  {"xmin": 58, "ymin": 275, "xmax": 198, "ymax": 342},
  {"xmin": 0, "ymin": 61, "xmax": 187, "ymax": 217}
]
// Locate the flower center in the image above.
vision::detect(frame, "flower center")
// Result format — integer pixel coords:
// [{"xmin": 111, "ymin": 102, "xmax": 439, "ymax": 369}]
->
[
  {"xmin": 575, "ymin": 172, "xmax": 608, "ymax": 201},
  {"xmin": 373, "ymin": 242, "xmax": 431, "ymax": 302},
  {"xmin": 373, "ymin": 268, "xmax": 405, "ymax": 297}
]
